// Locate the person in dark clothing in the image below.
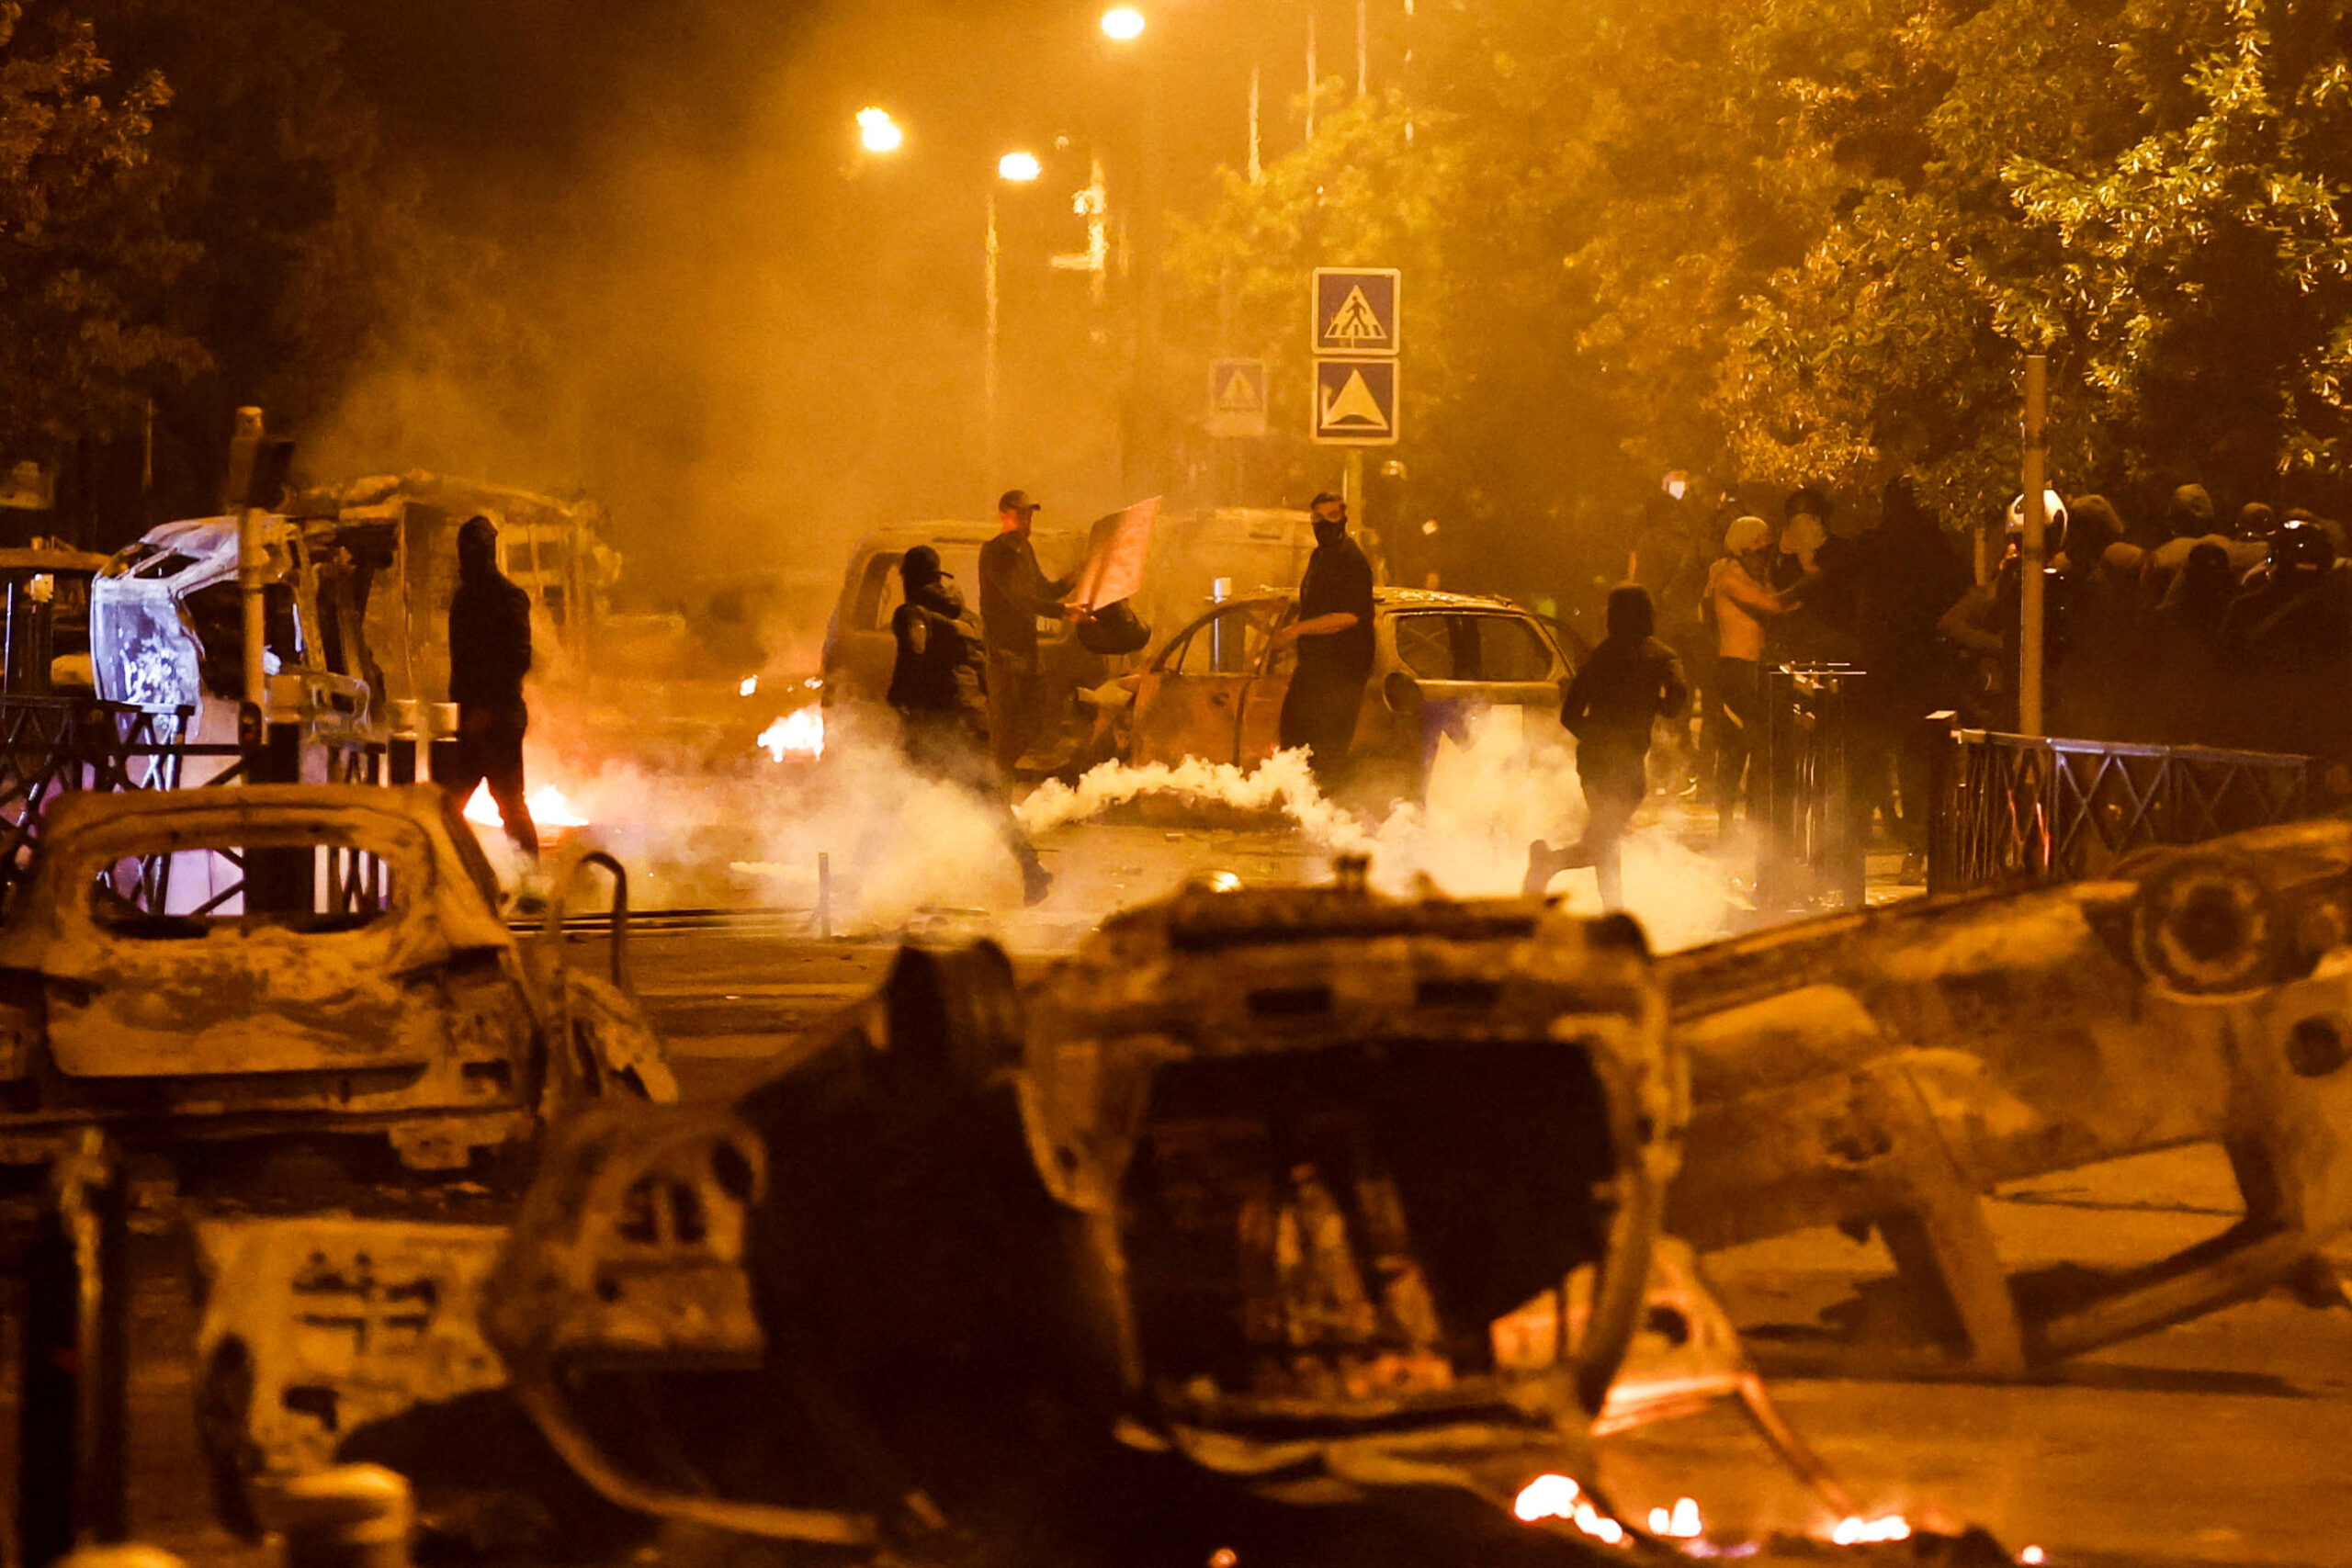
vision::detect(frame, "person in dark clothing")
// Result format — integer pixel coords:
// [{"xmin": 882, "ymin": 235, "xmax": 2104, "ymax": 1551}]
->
[
  {"xmin": 1272, "ymin": 492, "xmax": 1376, "ymax": 790},
  {"xmin": 2149, "ymin": 540, "xmax": 2236, "ymax": 745},
  {"xmin": 443, "ymin": 515, "xmax": 539, "ymax": 857},
  {"xmin": 2220, "ymin": 521, "xmax": 2352, "ymax": 762},
  {"xmin": 978, "ymin": 489, "xmax": 1079, "ymax": 778},
  {"xmin": 1854, "ymin": 478, "xmax": 1970, "ymax": 876},
  {"xmin": 1524, "ymin": 584, "xmax": 1690, "ymax": 908},
  {"xmin": 889, "ymin": 545, "xmax": 1053, "ymax": 907}
]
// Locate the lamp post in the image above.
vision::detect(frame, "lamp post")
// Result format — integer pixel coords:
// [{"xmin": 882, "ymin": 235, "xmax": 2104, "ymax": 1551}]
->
[{"xmin": 987, "ymin": 152, "xmax": 1043, "ymax": 482}]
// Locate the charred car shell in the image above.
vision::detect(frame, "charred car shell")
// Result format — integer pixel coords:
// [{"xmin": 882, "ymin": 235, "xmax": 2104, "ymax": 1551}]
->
[
  {"xmin": 485, "ymin": 873, "xmax": 1685, "ymax": 1548},
  {"xmin": 0, "ymin": 784, "xmax": 675, "ymax": 1170},
  {"xmin": 1661, "ymin": 818, "xmax": 2352, "ymax": 1373}
]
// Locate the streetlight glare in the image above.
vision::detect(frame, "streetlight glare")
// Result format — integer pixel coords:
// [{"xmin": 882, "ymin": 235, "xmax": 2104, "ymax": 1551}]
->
[
  {"xmin": 855, "ymin": 107, "xmax": 903, "ymax": 153},
  {"xmin": 999, "ymin": 151, "xmax": 1043, "ymax": 183},
  {"xmin": 1101, "ymin": 6, "xmax": 1147, "ymax": 41}
]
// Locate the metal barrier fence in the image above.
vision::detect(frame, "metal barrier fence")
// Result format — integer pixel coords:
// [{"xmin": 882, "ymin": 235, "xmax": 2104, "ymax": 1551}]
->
[
  {"xmin": 1926, "ymin": 727, "xmax": 2315, "ymax": 895},
  {"xmin": 1755, "ymin": 664, "xmax": 1868, "ymax": 913},
  {"xmin": 0, "ymin": 696, "xmax": 390, "ymax": 912}
]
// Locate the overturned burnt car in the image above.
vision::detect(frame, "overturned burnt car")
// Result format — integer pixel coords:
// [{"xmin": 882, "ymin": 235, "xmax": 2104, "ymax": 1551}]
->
[
  {"xmin": 0, "ymin": 784, "xmax": 674, "ymax": 1172},
  {"xmin": 1662, "ymin": 818, "xmax": 2352, "ymax": 1374},
  {"xmin": 483, "ymin": 867, "xmax": 1688, "ymax": 1560}
]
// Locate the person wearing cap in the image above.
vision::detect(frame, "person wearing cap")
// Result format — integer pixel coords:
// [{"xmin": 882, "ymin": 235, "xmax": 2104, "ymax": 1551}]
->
[
  {"xmin": 443, "ymin": 515, "xmax": 538, "ymax": 857},
  {"xmin": 978, "ymin": 489, "xmax": 1080, "ymax": 778},
  {"xmin": 888, "ymin": 543, "xmax": 1054, "ymax": 905},
  {"xmin": 1706, "ymin": 514, "xmax": 1783, "ymax": 840}
]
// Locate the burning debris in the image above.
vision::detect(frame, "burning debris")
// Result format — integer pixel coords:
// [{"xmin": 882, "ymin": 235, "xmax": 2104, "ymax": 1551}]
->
[
  {"xmin": 462, "ymin": 781, "xmax": 590, "ymax": 831},
  {"xmin": 755, "ymin": 706, "xmax": 824, "ymax": 761}
]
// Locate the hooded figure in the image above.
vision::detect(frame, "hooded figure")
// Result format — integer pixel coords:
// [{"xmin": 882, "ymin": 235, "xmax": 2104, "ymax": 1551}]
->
[
  {"xmin": 888, "ymin": 545, "xmax": 1054, "ymax": 905},
  {"xmin": 1526, "ymin": 583, "xmax": 1690, "ymax": 908},
  {"xmin": 444, "ymin": 515, "xmax": 539, "ymax": 857}
]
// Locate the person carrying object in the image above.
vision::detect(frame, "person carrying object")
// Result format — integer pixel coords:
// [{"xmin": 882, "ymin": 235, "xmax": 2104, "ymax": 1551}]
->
[
  {"xmin": 978, "ymin": 489, "xmax": 1080, "ymax": 779},
  {"xmin": 889, "ymin": 544, "xmax": 1054, "ymax": 907},
  {"xmin": 1525, "ymin": 583, "xmax": 1690, "ymax": 908}
]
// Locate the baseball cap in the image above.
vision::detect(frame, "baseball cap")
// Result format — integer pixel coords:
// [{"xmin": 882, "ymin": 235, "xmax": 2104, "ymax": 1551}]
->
[{"xmin": 997, "ymin": 489, "xmax": 1042, "ymax": 514}]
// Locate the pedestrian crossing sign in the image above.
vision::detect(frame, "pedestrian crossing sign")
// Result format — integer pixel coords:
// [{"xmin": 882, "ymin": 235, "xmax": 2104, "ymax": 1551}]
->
[
  {"xmin": 1206, "ymin": 357, "xmax": 1269, "ymax": 438},
  {"xmin": 1312, "ymin": 267, "xmax": 1400, "ymax": 356},
  {"xmin": 1313, "ymin": 357, "xmax": 1398, "ymax": 445}
]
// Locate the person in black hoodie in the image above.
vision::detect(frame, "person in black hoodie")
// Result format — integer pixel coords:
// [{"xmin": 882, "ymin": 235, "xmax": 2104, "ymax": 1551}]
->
[
  {"xmin": 1524, "ymin": 583, "xmax": 1690, "ymax": 907},
  {"xmin": 888, "ymin": 545, "xmax": 1053, "ymax": 906},
  {"xmin": 444, "ymin": 515, "xmax": 539, "ymax": 856}
]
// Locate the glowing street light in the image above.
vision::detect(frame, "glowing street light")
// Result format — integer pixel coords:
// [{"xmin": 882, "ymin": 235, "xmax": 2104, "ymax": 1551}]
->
[
  {"xmin": 854, "ymin": 106, "xmax": 903, "ymax": 153},
  {"xmin": 998, "ymin": 151, "xmax": 1043, "ymax": 183},
  {"xmin": 1101, "ymin": 6, "xmax": 1146, "ymax": 41}
]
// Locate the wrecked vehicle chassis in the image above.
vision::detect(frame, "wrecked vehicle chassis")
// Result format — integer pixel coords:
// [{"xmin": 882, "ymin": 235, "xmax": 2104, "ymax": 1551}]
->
[
  {"xmin": 0, "ymin": 784, "xmax": 675, "ymax": 1172},
  {"xmin": 1660, "ymin": 818, "xmax": 2352, "ymax": 1374},
  {"xmin": 484, "ymin": 875, "xmax": 1688, "ymax": 1552}
]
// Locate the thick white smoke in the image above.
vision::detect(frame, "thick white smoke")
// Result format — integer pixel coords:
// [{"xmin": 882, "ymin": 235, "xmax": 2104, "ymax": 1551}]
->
[
  {"xmin": 479, "ymin": 686, "xmax": 1737, "ymax": 952},
  {"xmin": 1019, "ymin": 711, "xmax": 1740, "ymax": 951}
]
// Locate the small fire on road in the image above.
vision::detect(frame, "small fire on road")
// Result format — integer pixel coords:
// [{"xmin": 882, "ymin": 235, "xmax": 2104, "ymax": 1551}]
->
[
  {"xmin": 463, "ymin": 782, "xmax": 590, "ymax": 829},
  {"xmin": 758, "ymin": 707, "xmax": 824, "ymax": 761}
]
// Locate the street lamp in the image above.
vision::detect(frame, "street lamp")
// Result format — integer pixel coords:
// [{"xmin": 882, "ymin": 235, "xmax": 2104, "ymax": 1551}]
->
[
  {"xmin": 987, "ymin": 152, "xmax": 1045, "ymax": 480},
  {"xmin": 854, "ymin": 106, "xmax": 903, "ymax": 153},
  {"xmin": 1101, "ymin": 6, "xmax": 1146, "ymax": 41}
]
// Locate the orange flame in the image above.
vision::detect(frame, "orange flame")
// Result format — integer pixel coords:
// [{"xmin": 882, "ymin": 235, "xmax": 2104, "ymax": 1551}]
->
[
  {"xmin": 463, "ymin": 782, "xmax": 589, "ymax": 829},
  {"xmin": 758, "ymin": 707, "xmax": 824, "ymax": 761}
]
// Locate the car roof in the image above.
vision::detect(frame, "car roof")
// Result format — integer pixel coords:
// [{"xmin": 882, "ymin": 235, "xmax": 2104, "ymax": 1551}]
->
[
  {"xmin": 1204, "ymin": 587, "xmax": 1532, "ymax": 613},
  {"xmin": 3, "ymin": 784, "xmax": 514, "ymax": 963},
  {"xmin": 854, "ymin": 520, "xmax": 1078, "ymax": 549},
  {"xmin": 1372, "ymin": 587, "xmax": 1529, "ymax": 611}
]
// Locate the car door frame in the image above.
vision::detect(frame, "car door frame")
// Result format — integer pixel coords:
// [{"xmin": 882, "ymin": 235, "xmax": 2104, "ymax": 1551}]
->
[{"xmin": 1127, "ymin": 599, "xmax": 1284, "ymax": 767}]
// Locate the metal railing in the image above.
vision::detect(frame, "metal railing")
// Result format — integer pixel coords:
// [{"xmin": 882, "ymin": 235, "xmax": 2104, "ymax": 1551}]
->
[
  {"xmin": 0, "ymin": 696, "xmax": 391, "ymax": 913},
  {"xmin": 1926, "ymin": 726, "xmax": 2314, "ymax": 895}
]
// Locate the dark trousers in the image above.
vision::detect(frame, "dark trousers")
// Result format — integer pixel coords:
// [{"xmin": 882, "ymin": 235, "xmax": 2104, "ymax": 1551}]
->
[
  {"xmin": 905, "ymin": 712, "xmax": 1044, "ymax": 876},
  {"xmin": 1713, "ymin": 657, "xmax": 1761, "ymax": 839},
  {"xmin": 441, "ymin": 704, "xmax": 538, "ymax": 857},
  {"xmin": 1578, "ymin": 751, "xmax": 1645, "ymax": 909},
  {"xmin": 986, "ymin": 653, "xmax": 1050, "ymax": 778},
  {"xmin": 1279, "ymin": 666, "xmax": 1367, "ymax": 788}
]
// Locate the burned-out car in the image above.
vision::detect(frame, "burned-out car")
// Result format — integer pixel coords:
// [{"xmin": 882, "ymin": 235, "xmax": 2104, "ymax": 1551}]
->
[
  {"xmin": 1125, "ymin": 587, "xmax": 1576, "ymax": 795},
  {"xmin": 0, "ymin": 784, "xmax": 675, "ymax": 1171},
  {"xmin": 482, "ymin": 869, "xmax": 1688, "ymax": 1559},
  {"xmin": 91, "ymin": 514, "xmax": 379, "ymax": 755}
]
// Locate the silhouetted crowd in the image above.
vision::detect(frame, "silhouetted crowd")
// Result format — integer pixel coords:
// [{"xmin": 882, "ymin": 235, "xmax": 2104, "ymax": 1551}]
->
[{"xmin": 1626, "ymin": 477, "xmax": 2352, "ymax": 873}]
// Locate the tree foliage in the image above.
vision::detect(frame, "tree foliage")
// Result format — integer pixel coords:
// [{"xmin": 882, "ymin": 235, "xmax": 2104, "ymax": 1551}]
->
[
  {"xmin": 1168, "ymin": 0, "xmax": 2352, "ymax": 551},
  {"xmin": 0, "ymin": 2, "xmax": 198, "ymax": 448}
]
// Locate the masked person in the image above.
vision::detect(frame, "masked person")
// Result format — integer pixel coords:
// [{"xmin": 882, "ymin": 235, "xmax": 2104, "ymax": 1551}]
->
[
  {"xmin": 890, "ymin": 545, "xmax": 1054, "ymax": 907},
  {"xmin": 978, "ymin": 489, "xmax": 1079, "ymax": 779},
  {"xmin": 1270, "ymin": 492, "xmax": 1376, "ymax": 791},
  {"xmin": 443, "ymin": 515, "xmax": 538, "ymax": 857},
  {"xmin": 1525, "ymin": 584, "xmax": 1690, "ymax": 908}
]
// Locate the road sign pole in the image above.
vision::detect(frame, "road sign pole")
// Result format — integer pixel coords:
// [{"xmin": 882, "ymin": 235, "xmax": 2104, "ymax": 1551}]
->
[{"xmin": 1343, "ymin": 449, "xmax": 1363, "ymax": 526}]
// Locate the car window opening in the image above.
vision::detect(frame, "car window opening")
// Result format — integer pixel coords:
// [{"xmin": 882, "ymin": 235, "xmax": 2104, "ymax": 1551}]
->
[{"xmin": 85, "ymin": 841, "xmax": 397, "ymax": 937}]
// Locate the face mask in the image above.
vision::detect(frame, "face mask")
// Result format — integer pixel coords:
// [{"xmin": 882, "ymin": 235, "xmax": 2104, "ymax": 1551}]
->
[{"xmin": 1314, "ymin": 519, "xmax": 1345, "ymax": 547}]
